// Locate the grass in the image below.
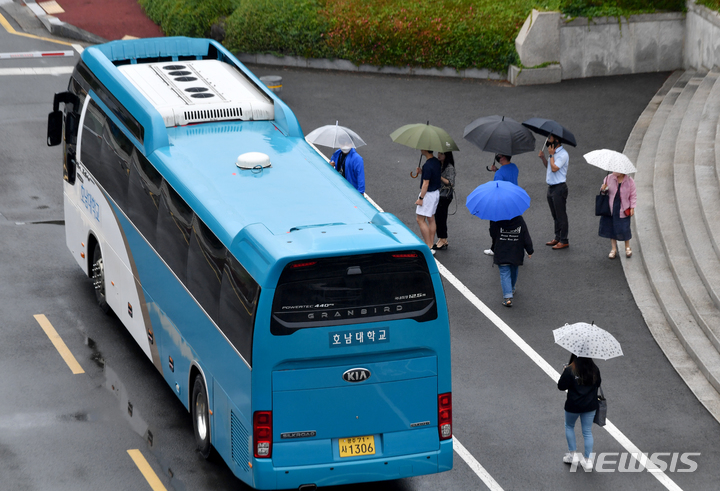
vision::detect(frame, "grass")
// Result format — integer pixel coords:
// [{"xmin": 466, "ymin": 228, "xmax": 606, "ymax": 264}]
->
[
  {"xmin": 140, "ymin": 0, "xmax": 686, "ymax": 73},
  {"xmin": 696, "ymin": 0, "xmax": 720, "ymax": 11}
]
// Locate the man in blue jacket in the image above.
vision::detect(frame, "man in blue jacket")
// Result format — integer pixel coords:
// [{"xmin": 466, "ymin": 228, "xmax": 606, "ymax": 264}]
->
[{"xmin": 330, "ymin": 143, "xmax": 365, "ymax": 194}]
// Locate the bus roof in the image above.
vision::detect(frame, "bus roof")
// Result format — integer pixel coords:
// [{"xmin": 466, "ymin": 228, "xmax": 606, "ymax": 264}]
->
[
  {"xmin": 80, "ymin": 37, "xmax": 426, "ymax": 285},
  {"xmin": 151, "ymin": 121, "xmax": 422, "ymax": 282}
]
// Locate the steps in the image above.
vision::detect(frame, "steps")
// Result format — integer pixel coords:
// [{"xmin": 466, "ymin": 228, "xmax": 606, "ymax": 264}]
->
[{"xmin": 623, "ymin": 69, "xmax": 720, "ymax": 421}]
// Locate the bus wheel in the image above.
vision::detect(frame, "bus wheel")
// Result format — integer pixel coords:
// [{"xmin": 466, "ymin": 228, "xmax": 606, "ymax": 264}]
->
[
  {"xmin": 91, "ymin": 244, "xmax": 110, "ymax": 314},
  {"xmin": 192, "ymin": 374, "xmax": 211, "ymax": 458}
]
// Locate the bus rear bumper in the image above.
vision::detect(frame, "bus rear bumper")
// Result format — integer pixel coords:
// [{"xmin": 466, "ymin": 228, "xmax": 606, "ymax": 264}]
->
[{"xmin": 253, "ymin": 439, "xmax": 453, "ymax": 489}]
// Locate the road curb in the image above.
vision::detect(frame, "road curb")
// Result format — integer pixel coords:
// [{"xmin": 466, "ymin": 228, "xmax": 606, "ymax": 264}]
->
[
  {"xmin": 23, "ymin": 0, "xmax": 107, "ymax": 45},
  {"xmin": 235, "ymin": 52, "xmax": 507, "ymax": 81}
]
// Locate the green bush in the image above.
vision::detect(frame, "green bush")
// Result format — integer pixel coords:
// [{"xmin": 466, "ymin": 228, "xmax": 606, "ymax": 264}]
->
[
  {"xmin": 317, "ymin": 0, "xmax": 530, "ymax": 72},
  {"xmin": 139, "ymin": 0, "xmax": 687, "ymax": 73},
  {"xmin": 696, "ymin": 0, "xmax": 720, "ymax": 11},
  {"xmin": 138, "ymin": 0, "xmax": 237, "ymax": 38},
  {"xmin": 224, "ymin": 0, "xmax": 332, "ymax": 59},
  {"xmin": 222, "ymin": 0, "xmax": 549, "ymax": 73},
  {"xmin": 560, "ymin": 0, "xmax": 685, "ymax": 18}
]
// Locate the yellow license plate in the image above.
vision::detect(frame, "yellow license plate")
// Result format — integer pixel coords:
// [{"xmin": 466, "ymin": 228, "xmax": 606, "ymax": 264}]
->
[{"xmin": 339, "ymin": 435, "xmax": 376, "ymax": 458}]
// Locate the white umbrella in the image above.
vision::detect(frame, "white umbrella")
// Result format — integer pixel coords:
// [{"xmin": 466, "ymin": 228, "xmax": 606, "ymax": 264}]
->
[
  {"xmin": 306, "ymin": 121, "xmax": 366, "ymax": 149},
  {"xmin": 583, "ymin": 149, "xmax": 637, "ymax": 174},
  {"xmin": 553, "ymin": 322, "xmax": 623, "ymax": 360}
]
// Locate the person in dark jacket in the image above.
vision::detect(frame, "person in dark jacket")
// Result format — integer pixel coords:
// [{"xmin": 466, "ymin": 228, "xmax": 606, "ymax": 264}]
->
[
  {"xmin": 557, "ymin": 355, "xmax": 602, "ymax": 470},
  {"xmin": 490, "ymin": 214, "xmax": 533, "ymax": 307}
]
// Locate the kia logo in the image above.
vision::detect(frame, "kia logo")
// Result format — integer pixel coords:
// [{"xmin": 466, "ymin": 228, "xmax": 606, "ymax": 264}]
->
[{"xmin": 343, "ymin": 368, "xmax": 371, "ymax": 383}]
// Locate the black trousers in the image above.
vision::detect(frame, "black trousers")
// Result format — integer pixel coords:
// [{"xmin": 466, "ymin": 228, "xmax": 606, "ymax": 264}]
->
[
  {"xmin": 547, "ymin": 182, "xmax": 569, "ymax": 243},
  {"xmin": 436, "ymin": 196, "xmax": 452, "ymax": 239}
]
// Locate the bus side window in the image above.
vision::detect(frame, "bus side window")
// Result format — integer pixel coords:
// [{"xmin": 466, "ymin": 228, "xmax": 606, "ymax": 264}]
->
[
  {"xmin": 187, "ymin": 215, "xmax": 226, "ymax": 321},
  {"xmin": 100, "ymin": 116, "xmax": 131, "ymax": 209},
  {"xmin": 219, "ymin": 255, "xmax": 259, "ymax": 365},
  {"xmin": 80, "ymin": 100, "xmax": 104, "ymax": 177},
  {"xmin": 156, "ymin": 181, "xmax": 192, "ymax": 283},
  {"xmin": 127, "ymin": 151, "xmax": 161, "ymax": 246}
]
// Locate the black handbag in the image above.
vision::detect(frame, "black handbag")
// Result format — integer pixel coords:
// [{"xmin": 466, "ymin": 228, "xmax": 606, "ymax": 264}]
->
[
  {"xmin": 595, "ymin": 192, "xmax": 611, "ymax": 217},
  {"xmin": 594, "ymin": 386, "xmax": 607, "ymax": 426}
]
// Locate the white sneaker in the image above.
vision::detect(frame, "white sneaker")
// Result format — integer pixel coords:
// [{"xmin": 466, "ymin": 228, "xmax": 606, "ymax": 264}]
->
[
  {"xmin": 580, "ymin": 456, "xmax": 593, "ymax": 471},
  {"xmin": 484, "ymin": 249, "xmax": 494, "ymax": 256},
  {"xmin": 563, "ymin": 452, "xmax": 580, "ymax": 464}
]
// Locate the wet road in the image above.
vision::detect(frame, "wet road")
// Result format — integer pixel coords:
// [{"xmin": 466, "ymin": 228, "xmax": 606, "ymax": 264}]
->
[{"xmin": 2, "ymin": 6, "xmax": 720, "ymax": 490}]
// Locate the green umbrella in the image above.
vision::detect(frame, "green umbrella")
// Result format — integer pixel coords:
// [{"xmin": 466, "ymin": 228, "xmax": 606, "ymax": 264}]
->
[{"xmin": 390, "ymin": 122, "xmax": 459, "ymax": 153}]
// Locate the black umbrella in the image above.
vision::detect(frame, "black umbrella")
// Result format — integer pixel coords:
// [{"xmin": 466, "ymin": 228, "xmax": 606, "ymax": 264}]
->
[
  {"xmin": 522, "ymin": 117, "xmax": 577, "ymax": 147},
  {"xmin": 463, "ymin": 115, "xmax": 536, "ymax": 157}
]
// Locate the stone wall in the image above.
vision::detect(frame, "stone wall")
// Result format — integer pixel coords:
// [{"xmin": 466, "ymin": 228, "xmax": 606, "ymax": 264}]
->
[
  {"xmin": 686, "ymin": 0, "xmax": 720, "ymax": 70},
  {"xmin": 512, "ymin": 9, "xmax": 685, "ymax": 84},
  {"xmin": 560, "ymin": 13, "xmax": 685, "ymax": 79}
]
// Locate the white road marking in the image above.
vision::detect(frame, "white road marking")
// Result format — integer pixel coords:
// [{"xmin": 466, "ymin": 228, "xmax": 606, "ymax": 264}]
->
[
  {"xmin": 359, "ymin": 186, "xmax": 681, "ymax": 490},
  {"xmin": 359, "ymin": 194, "xmax": 503, "ymax": 489},
  {"xmin": 72, "ymin": 44, "xmax": 84, "ymax": 54},
  {"xmin": 453, "ymin": 436, "xmax": 504, "ymax": 491},
  {"xmin": 435, "ymin": 257, "xmax": 682, "ymax": 490},
  {"xmin": 0, "ymin": 66, "xmax": 73, "ymax": 76}
]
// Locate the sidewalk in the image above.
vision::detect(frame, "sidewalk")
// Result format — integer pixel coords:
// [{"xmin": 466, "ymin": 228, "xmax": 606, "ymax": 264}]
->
[{"xmin": 24, "ymin": 0, "xmax": 162, "ymax": 43}]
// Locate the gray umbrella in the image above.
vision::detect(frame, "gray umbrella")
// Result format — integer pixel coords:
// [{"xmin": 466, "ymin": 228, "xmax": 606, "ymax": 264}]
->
[
  {"xmin": 463, "ymin": 115, "xmax": 536, "ymax": 156},
  {"xmin": 306, "ymin": 121, "xmax": 366, "ymax": 149}
]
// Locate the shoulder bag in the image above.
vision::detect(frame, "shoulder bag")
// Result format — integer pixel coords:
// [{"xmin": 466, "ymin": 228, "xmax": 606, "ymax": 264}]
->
[
  {"xmin": 595, "ymin": 191, "xmax": 611, "ymax": 217},
  {"xmin": 593, "ymin": 386, "xmax": 607, "ymax": 426}
]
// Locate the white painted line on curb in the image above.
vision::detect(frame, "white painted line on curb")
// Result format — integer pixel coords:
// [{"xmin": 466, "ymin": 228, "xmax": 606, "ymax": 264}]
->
[
  {"xmin": 72, "ymin": 44, "xmax": 84, "ymax": 54},
  {"xmin": 0, "ymin": 66, "xmax": 73, "ymax": 75}
]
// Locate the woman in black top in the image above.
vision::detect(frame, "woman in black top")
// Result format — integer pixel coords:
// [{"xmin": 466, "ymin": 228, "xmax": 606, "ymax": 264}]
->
[
  {"xmin": 557, "ymin": 355, "xmax": 601, "ymax": 470},
  {"xmin": 433, "ymin": 151, "xmax": 455, "ymax": 250}
]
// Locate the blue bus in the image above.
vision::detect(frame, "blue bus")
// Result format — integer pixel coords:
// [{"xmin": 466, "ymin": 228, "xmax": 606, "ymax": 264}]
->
[{"xmin": 47, "ymin": 37, "xmax": 452, "ymax": 489}]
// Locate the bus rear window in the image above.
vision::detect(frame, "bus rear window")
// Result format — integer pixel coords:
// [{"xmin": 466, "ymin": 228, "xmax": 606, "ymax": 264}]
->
[{"xmin": 271, "ymin": 251, "xmax": 437, "ymax": 335}]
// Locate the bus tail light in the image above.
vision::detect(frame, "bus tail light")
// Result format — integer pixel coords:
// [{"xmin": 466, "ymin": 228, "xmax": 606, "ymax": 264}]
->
[
  {"xmin": 438, "ymin": 393, "xmax": 452, "ymax": 440},
  {"xmin": 290, "ymin": 261, "xmax": 317, "ymax": 269},
  {"xmin": 253, "ymin": 411, "xmax": 273, "ymax": 458}
]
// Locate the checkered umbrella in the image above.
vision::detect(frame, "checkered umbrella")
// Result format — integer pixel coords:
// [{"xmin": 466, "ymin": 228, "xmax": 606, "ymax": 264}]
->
[{"xmin": 553, "ymin": 322, "xmax": 623, "ymax": 360}]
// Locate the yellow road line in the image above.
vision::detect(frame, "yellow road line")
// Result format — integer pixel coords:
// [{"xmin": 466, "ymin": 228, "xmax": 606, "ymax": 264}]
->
[
  {"xmin": 127, "ymin": 450, "xmax": 168, "ymax": 491},
  {"xmin": 0, "ymin": 12, "xmax": 76, "ymax": 47},
  {"xmin": 33, "ymin": 314, "xmax": 84, "ymax": 374}
]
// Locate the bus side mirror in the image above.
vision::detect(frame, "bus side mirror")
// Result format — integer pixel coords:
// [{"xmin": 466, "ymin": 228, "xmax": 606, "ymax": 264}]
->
[
  {"xmin": 47, "ymin": 110, "xmax": 63, "ymax": 146},
  {"xmin": 47, "ymin": 91, "xmax": 80, "ymax": 147}
]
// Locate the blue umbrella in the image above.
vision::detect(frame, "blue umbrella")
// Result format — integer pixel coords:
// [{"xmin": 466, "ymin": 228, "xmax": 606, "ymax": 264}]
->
[{"xmin": 466, "ymin": 180, "xmax": 531, "ymax": 221}]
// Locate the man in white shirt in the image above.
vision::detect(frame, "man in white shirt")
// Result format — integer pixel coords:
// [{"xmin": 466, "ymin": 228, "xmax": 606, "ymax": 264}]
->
[{"xmin": 538, "ymin": 134, "xmax": 569, "ymax": 249}]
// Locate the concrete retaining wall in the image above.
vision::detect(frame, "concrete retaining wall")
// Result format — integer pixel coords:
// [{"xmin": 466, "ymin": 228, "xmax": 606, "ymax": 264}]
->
[
  {"xmin": 686, "ymin": 0, "xmax": 720, "ymax": 70},
  {"xmin": 513, "ymin": 9, "xmax": 685, "ymax": 84},
  {"xmin": 560, "ymin": 13, "xmax": 685, "ymax": 79}
]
